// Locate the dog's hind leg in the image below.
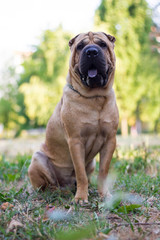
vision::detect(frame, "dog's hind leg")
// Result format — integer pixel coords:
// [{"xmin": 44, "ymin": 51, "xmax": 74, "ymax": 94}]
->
[
  {"xmin": 86, "ymin": 158, "xmax": 96, "ymax": 183},
  {"xmin": 28, "ymin": 151, "xmax": 57, "ymax": 190},
  {"xmin": 86, "ymin": 159, "xmax": 96, "ymax": 175}
]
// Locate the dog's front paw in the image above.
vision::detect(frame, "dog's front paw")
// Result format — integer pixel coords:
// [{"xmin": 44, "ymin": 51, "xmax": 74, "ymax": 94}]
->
[
  {"xmin": 74, "ymin": 191, "xmax": 88, "ymax": 205},
  {"xmin": 98, "ymin": 187, "xmax": 112, "ymax": 201},
  {"xmin": 99, "ymin": 191, "xmax": 112, "ymax": 201}
]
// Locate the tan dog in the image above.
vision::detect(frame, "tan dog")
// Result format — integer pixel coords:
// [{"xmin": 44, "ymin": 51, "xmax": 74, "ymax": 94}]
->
[{"xmin": 28, "ymin": 32, "xmax": 119, "ymax": 204}]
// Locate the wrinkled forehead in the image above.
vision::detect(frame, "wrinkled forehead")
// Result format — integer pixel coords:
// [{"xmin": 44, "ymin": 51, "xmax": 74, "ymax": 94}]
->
[{"xmin": 75, "ymin": 32, "xmax": 109, "ymax": 45}]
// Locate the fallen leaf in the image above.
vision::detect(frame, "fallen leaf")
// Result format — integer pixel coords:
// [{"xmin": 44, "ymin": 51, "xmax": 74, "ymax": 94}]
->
[
  {"xmin": 43, "ymin": 215, "xmax": 49, "ymax": 222},
  {"xmin": 1, "ymin": 202, "xmax": 14, "ymax": 210},
  {"xmin": 98, "ymin": 232, "xmax": 111, "ymax": 239},
  {"xmin": 46, "ymin": 205, "xmax": 56, "ymax": 213},
  {"xmin": 7, "ymin": 219, "xmax": 23, "ymax": 233}
]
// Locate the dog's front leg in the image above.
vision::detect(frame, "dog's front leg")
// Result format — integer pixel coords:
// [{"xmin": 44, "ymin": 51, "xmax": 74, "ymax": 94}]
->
[
  {"xmin": 98, "ymin": 135, "xmax": 116, "ymax": 198},
  {"xmin": 68, "ymin": 138, "xmax": 88, "ymax": 204}
]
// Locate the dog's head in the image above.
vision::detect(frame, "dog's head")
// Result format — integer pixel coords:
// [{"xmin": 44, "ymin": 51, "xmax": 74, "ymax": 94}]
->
[{"xmin": 69, "ymin": 32, "xmax": 116, "ymax": 89}]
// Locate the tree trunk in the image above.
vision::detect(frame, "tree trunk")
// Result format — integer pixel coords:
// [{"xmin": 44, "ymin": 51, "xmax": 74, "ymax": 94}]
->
[
  {"xmin": 154, "ymin": 118, "xmax": 160, "ymax": 133},
  {"xmin": 121, "ymin": 118, "xmax": 128, "ymax": 136},
  {"xmin": 136, "ymin": 119, "xmax": 142, "ymax": 134},
  {"xmin": 135, "ymin": 101, "xmax": 142, "ymax": 134}
]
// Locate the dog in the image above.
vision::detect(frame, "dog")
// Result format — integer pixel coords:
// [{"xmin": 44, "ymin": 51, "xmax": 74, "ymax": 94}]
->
[{"xmin": 28, "ymin": 31, "xmax": 119, "ymax": 204}]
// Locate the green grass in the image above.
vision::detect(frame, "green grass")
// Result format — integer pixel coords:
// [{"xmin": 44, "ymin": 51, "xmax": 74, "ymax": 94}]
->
[{"xmin": 0, "ymin": 145, "xmax": 160, "ymax": 240}]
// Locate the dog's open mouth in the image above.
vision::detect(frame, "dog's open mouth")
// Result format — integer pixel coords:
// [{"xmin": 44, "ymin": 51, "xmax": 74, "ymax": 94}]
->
[
  {"xmin": 79, "ymin": 66, "xmax": 109, "ymax": 88},
  {"xmin": 88, "ymin": 68, "xmax": 98, "ymax": 78}
]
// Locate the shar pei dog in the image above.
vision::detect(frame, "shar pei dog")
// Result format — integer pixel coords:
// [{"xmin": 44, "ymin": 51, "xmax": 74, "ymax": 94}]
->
[{"xmin": 28, "ymin": 31, "xmax": 119, "ymax": 204}]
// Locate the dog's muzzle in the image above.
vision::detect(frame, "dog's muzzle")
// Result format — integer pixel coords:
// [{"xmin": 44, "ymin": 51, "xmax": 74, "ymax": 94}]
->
[{"xmin": 79, "ymin": 45, "xmax": 110, "ymax": 88}]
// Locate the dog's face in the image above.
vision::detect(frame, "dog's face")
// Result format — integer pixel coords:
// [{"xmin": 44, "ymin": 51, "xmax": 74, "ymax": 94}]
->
[{"xmin": 69, "ymin": 32, "xmax": 116, "ymax": 88}]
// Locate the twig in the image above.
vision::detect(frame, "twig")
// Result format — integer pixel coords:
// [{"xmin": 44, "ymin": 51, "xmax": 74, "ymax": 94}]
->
[
  {"xmin": 21, "ymin": 211, "xmax": 43, "ymax": 237},
  {"xmin": 22, "ymin": 211, "xmax": 35, "ymax": 223},
  {"xmin": 106, "ymin": 216, "xmax": 121, "ymax": 220},
  {"xmin": 114, "ymin": 222, "xmax": 160, "ymax": 228},
  {"xmin": 66, "ymin": 206, "xmax": 73, "ymax": 215}
]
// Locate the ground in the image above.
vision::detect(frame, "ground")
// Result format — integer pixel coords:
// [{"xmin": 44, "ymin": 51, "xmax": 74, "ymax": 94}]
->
[{"xmin": 0, "ymin": 135, "xmax": 160, "ymax": 239}]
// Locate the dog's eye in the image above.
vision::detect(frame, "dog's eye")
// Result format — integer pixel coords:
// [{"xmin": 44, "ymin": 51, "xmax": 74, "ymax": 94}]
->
[
  {"xmin": 77, "ymin": 43, "xmax": 84, "ymax": 51},
  {"xmin": 99, "ymin": 41, "xmax": 107, "ymax": 48}
]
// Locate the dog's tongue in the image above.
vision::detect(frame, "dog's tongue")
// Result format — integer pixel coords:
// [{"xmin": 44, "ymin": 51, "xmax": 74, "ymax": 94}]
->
[{"xmin": 88, "ymin": 69, "xmax": 97, "ymax": 78}]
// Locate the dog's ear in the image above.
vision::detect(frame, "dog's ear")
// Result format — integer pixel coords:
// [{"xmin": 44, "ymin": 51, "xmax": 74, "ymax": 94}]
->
[
  {"xmin": 102, "ymin": 32, "xmax": 116, "ymax": 43},
  {"xmin": 69, "ymin": 34, "xmax": 80, "ymax": 48}
]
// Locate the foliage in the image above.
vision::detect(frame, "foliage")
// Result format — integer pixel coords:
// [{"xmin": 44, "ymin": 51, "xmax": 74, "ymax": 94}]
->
[
  {"xmin": 0, "ymin": 66, "xmax": 25, "ymax": 132},
  {"xmin": 0, "ymin": 27, "xmax": 71, "ymax": 134},
  {"xmin": 19, "ymin": 76, "xmax": 63, "ymax": 126},
  {"xmin": 18, "ymin": 26, "xmax": 71, "ymax": 127},
  {"xmin": 94, "ymin": 0, "xmax": 160, "ymax": 132},
  {"xmin": 0, "ymin": 3, "xmax": 160, "ymax": 134}
]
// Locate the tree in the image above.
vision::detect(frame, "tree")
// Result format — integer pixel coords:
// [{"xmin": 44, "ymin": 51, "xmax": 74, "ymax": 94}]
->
[
  {"xmin": 18, "ymin": 26, "xmax": 71, "ymax": 127},
  {"xmin": 94, "ymin": 0, "xmax": 160, "ymax": 134},
  {"xmin": 0, "ymin": 63, "xmax": 26, "ymax": 135},
  {"xmin": 0, "ymin": 27, "xmax": 71, "ymax": 135}
]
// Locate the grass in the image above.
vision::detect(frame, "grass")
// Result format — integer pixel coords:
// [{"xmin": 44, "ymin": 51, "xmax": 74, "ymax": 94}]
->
[{"xmin": 0, "ymin": 145, "xmax": 160, "ymax": 240}]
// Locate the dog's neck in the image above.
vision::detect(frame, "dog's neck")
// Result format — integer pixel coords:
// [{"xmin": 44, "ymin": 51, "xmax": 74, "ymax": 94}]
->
[
  {"xmin": 66, "ymin": 69, "xmax": 115, "ymax": 98},
  {"xmin": 67, "ymin": 83, "xmax": 106, "ymax": 99}
]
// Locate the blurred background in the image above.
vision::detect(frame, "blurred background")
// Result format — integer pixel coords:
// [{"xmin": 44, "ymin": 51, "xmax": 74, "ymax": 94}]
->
[{"xmin": 0, "ymin": 0, "xmax": 160, "ymax": 149}]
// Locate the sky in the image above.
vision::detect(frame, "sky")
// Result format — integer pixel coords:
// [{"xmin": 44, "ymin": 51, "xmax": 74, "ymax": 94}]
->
[
  {"xmin": 0, "ymin": 0, "xmax": 159, "ymax": 73},
  {"xmin": 0, "ymin": 0, "xmax": 100, "ymax": 71}
]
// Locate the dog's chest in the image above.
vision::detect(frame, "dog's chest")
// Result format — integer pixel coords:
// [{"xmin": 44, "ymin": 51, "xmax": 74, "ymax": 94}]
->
[
  {"xmin": 63, "ymin": 92, "xmax": 116, "ymax": 158},
  {"xmin": 81, "ymin": 114, "xmax": 108, "ymax": 158}
]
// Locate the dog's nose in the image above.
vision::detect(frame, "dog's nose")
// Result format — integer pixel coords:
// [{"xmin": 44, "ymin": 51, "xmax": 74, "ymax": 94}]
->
[{"xmin": 85, "ymin": 47, "xmax": 99, "ymax": 58}]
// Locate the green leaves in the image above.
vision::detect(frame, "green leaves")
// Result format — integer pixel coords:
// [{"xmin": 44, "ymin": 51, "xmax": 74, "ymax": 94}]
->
[
  {"xmin": 117, "ymin": 204, "xmax": 141, "ymax": 213},
  {"xmin": 18, "ymin": 27, "xmax": 72, "ymax": 127},
  {"xmin": 0, "ymin": 154, "xmax": 30, "ymax": 182},
  {"xmin": 0, "ymin": 193, "xmax": 12, "ymax": 202},
  {"xmin": 95, "ymin": 0, "xmax": 160, "ymax": 133},
  {"xmin": 55, "ymin": 224, "xmax": 95, "ymax": 240},
  {"xmin": 0, "ymin": 188, "xmax": 23, "ymax": 203},
  {"xmin": 0, "ymin": 27, "xmax": 72, "ymax": 133}
]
